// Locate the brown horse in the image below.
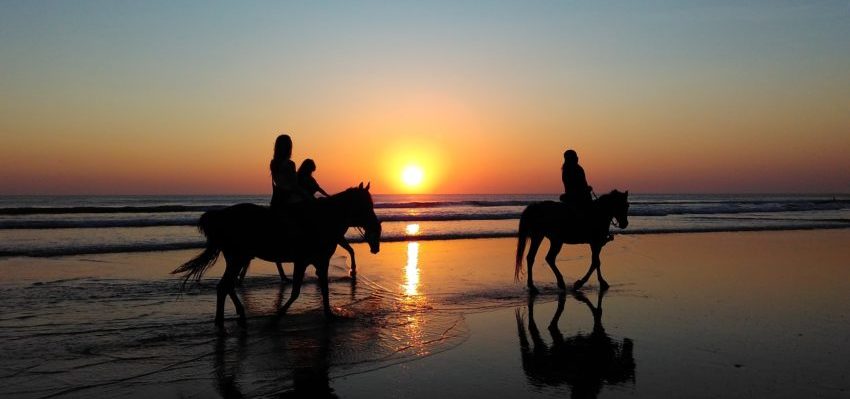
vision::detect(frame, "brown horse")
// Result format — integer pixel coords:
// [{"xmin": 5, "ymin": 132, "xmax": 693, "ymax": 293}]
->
[
  {"xmin": 173, "ymin": 183, "xmax": 381, "ymax": 328},
  {"xmin": 515, "ymin": 190, "xmax": 629, "ymax": 293}
]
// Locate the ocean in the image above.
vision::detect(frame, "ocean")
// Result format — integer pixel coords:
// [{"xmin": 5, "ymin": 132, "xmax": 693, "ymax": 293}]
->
[
  {"xmin": 1, "ymin": 193, "xmax": 848, "ymax": 257},
  {"xmin": 2, "ymin": 195, "xmax": 850, "ymax": 398}
]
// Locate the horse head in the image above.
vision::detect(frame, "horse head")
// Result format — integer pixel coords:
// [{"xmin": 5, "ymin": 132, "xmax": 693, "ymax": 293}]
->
[
  {"xmin": 348, "ymin": 182, "xmax": 382, "ymax": 254},
  {"xmin": 607, "ymin": 190, "xmax": 629, "ymax": 229}
]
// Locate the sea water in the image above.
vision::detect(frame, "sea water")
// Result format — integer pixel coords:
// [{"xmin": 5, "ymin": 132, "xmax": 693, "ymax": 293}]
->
[
  {"xmin": 1, "ymin": 195, "xmax": 849, "ymax": 397},
  {"xmin": 0, "ymin": 193, "xmax": 848, "ymax": 257}
]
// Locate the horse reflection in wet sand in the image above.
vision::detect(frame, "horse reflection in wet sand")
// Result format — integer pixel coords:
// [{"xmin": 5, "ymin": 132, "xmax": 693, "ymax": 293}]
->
[
  {"xmin": 173, "ymin": 184, "xmax": 381, "ymax": 328},
  {"xmin": 515, "ymin": 190, "xmax": 629, "ymax": 293},
  {"xmin": 516, "ymin": 291, "xmax": 635, "ymax": 399}
]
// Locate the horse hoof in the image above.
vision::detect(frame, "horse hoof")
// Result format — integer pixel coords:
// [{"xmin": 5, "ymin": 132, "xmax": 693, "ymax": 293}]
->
[
  {"xmin": 280, "ymin": 277, "xmax": 291, "ymax": 284},
  {"xmin": 573, "ymin": 280, "xmax": 585, "ymax": 290},
  {"xmin": 528, "ymin": 286, "xmax": 540, "ymax": 296},
  {"xmin": 237, "ymin": 318, "xmax": 247, "ymax": 328},
  {"xmin": 349, "ymin": 270, "xmax": 357, "ymax": 278},
  {"xmin": 215, "ymin": 319, "xmax": 225, "ymax": 329},
  {"xmin": 599, "ymin": 281, "xmax": 610, "ymax": 291},
  {"xmin": 557, "ymin": 282, "xmax": 567, "ymax": 291}
]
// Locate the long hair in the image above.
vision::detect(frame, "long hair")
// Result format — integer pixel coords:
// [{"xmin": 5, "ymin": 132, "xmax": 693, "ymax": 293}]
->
[
  {"xmin": 271, "ymin": 134, "xmax": 293, "ymax": 179},
  {"xmin": 297, "ymin": 158, "xmax": 316, "ymax": 180},
  {"xmin": 273, "ymin": 134, "xmax": 292, "ymax": 161}
]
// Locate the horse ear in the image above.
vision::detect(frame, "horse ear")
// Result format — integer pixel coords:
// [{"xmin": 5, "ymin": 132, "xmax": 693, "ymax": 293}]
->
[
  {"xmin": 365, "ymin": 181, "xmax": 370, "ymax": 191},
  {"xmin": 358, "ymin": 182, "xmax": 364, "ymax": 189}
]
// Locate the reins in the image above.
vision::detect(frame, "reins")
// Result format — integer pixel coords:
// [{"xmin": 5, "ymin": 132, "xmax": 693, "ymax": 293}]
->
[
  {"xmin": 592, "ymin": 190, "xmax": 620, "ymax": 229},
  {"xmin": 329, "ymin": 188, "xmax": 371, "ymax": 242}
]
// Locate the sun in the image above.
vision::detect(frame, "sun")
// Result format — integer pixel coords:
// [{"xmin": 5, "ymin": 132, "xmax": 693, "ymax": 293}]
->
[{"xmin": 401, "ymin": 165, "xmax": 425, "ymax": 188}]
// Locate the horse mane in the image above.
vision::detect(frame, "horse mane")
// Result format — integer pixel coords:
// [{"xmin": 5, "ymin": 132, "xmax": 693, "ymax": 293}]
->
[
  {"xmin": 594, "ymin": 190, "xmax": 627, "ymax": 213},
  {"xmin": 596, "ymin": 189, "xmax": 624, "ymax": 202},
  {"xmin": 321, "ymin": 186, "xmax": 373, "ymax": 208}
]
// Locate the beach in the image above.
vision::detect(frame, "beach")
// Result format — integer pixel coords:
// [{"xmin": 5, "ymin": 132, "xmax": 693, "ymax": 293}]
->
[
  {"xmin": 4, "ymin": 1, "xmax": 850, "ymax": 397},
  {"xmin": 2, "ymin": 230, "xmax": 849, "ymax": 398}
]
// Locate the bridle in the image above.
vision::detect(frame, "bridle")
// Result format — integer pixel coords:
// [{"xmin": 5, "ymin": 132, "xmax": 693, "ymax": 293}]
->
[
  {"xmin": 593, "ymin": 190, "xmax": 623, "ymax": 229},
  {"xmin": 611, "ymin": 217, "xmax": 621, "ymax": 229}
]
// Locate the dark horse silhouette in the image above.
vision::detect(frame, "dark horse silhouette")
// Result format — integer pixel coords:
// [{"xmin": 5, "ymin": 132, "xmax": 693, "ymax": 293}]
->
[
  {"xmin": 515, "ymin": 190, "xmax": 629, "ymax": 293},
  {"xmin": 173, "ymin": 183, "xmax": 381, "ymax": 328},
  {"xmin": 236, "ymin": 237, "xmax": 357, "ymax": 283},
  {"xmin": 516, "ymin": 291, "xmax": 635, "ymax": 399}
]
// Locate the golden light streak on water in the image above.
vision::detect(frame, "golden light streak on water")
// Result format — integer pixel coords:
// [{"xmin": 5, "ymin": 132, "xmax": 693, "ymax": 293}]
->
[
  {"xmin": 404, "ymin": 242, "xmax": 420, "ymax": 296},
  {"xmin": 405, "ymin": 223, "xmax": 420, "ymax": 236}
]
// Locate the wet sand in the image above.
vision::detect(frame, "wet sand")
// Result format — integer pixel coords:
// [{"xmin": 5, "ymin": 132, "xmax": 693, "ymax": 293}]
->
[{"xmin": 1, "ymin": 230, "xmax": 849, "ymax": 398}]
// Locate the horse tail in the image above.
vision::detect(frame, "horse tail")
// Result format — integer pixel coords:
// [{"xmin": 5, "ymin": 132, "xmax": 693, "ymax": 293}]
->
[
  {"xmin": 515, "ymin": 207, "xmax": 531, "ymax": 282},
  {"xmin": 172, "ymin": 210, "xmax": 221, "ymax": 289}
]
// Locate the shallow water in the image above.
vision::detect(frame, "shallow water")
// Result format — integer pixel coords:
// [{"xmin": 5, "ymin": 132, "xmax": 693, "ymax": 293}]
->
[{"xmin": 1, "ymin": 232, "xmax": 850, "ymax": 398}]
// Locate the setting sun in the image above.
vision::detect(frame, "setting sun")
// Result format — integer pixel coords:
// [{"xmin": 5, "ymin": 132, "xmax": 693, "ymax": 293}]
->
[{"xmin": 401, "ymin": 165, "xmax": 425, "ymax": 188}]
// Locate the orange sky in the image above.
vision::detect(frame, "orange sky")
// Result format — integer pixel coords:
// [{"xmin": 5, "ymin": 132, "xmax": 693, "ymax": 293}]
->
[{"xmin": 1, "ymin": 2, "xmax": 848, "ymax": 195}]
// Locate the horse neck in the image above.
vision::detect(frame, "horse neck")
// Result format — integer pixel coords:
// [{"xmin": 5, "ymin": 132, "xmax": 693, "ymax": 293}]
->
[
  {"xmin": 594, "ymin": 195, "xmax": 616, "ymax": 222},
  {"xmin": 321, "ymin": 190, "xmax": 360, "ymax": 227}
]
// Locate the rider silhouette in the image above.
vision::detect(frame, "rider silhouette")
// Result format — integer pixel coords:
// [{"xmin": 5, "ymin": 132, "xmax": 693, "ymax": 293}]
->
[
  {"xmin": 270, "ymin": 134, "xmax": 300, "ymax": 208},
  {"xmin": 265, "ymin": 134, "xmax": 300, "ymax": 283},
  {"xmin": 559, "ymin": 149, "xmax": 593, "ymax": 206},
  {"xmin": 296, "ymin": 158, "xmax": 358, "ymax": 275},
  {"xmin": 297, "ymin": 159, "xmax": 330, "ymax": 198},
  {"xmin": 560, "ymin": 149, "xmax": 613, "ymax": 242}
]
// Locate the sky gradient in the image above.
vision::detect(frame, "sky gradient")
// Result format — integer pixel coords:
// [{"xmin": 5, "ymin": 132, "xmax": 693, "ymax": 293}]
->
[{"xmin": 2, "ymin": 1, "xmax": 849, "ymax": 195}]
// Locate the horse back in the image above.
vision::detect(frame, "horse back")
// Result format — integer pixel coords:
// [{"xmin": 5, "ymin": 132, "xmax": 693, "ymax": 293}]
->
[
  {"xmin": 201, "ymin": 203, "xmax": 287, "ymax": 252},
  {"xmin": 522, "ymin": 201, "xmax": 605, "ymax": 243},
  {"xmin": 201, "ymin": 202, "xmax": 340, "ymax": 262}
]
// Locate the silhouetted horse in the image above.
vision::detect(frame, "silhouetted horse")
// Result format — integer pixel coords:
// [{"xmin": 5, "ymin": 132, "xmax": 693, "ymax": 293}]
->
[
  {"xmin": 515, "ymin": 291, "xmax": 635, "ymax": 399},
  {"xmin": 173, "ymin": 183, "xmax": 381, "ymax": 328},
  {"xmin": 237, "ymin": 237, "xmax": 358, "ymax": 283},
  {"xmin": 515, "ymin": 190, "xmax": 629, "ymax": 293}
]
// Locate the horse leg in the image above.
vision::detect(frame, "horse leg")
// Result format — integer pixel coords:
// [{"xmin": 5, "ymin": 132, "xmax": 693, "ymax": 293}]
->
[
  {"xmin": 215, "ymin": 275, "xmax": 227, "ymax": 328},
  {"xmin": 526, "ymin": 295, "xmax": 545, "ymax": 349},
  {"xmin": 227, "ymin": 258, "xmax": 249, "ymax": 327},
  {"xmin": 228, "ymin": 282, "xmax": 247, "ymax": 328},
  {"xmin": 526, "ymin": 235, "xmax": 544, "ymax": 295},
  {"xmin": 216, "ymin": 255, "xmax": 243, "ymax": 328},
  {"xmin": 316, "ymin": 260, "xmax": 334, "ymax": 318},
  {"xmin": 279, "ymin": 262, "xmax": 306, "ymax": 314},
  {"xmin": 592, "ymin": 245, "xmax": 609, "ymax": 290},
  {"xmin": 339, "ymin": 239, "xmax": 356, "ymax": 277},
  {"xmin": 574, "ymin": 244, "xmax": 601, "ymax": 290},
  {"xmin": 275, "ymin": 262, "xmax": 291, "ymax": 283},
  {"xmin": 237, "ymin": 263, "xmax": 248, "ymax": 284},
  {"xmin": 544, "ymin": 240, "xmax": 567, "ymax": 290},
  {"xmin": 548, "ymin": 293, "xmax": 567, "ymax": 344}
]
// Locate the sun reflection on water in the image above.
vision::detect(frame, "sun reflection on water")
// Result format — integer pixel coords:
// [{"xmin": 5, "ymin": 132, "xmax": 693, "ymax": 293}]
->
[
  {"xmin": 404, "ymin": 242, "xmax": 420, "ymax": 296},
  {"xmin": 405, "ymin": 223, "xmax": 420, "ymax": 236},
  {"xmin": 400, "ymin": 241, "xmax": 428, "ymax": 355}
]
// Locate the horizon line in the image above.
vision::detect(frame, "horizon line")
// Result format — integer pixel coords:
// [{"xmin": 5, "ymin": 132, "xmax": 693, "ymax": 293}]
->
[{"xmin": 1, "ymin": 191, "xmax": 849, "ymax": 197}]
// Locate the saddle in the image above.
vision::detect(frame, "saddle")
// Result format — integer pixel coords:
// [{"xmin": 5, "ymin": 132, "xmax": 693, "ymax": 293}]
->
[{"xmin": 557, "ymin": 196, "xmax": 614, "ymax": 244}]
